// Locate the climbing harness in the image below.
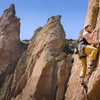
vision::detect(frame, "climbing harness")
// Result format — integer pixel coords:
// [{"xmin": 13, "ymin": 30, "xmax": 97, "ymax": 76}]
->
[
  {"xmin": 74, "ymin": 47, "xmax": 78, "ymax": 54},
  {"xmin": 79, "ymin": 56, "xmax": 86, "ymax": 59},
  {"xmin": 78, "ymin": 44, "xmax": 86, "ymax": 55}
]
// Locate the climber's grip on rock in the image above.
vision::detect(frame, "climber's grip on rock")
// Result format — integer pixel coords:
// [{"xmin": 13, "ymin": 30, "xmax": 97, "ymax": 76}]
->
[{"xmin": 78, "ymin": 25, "xmax": 100, "ymax": 85}]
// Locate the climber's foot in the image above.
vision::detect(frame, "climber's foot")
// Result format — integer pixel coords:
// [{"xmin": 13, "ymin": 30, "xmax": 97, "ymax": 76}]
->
[{"xmin": 81, "ymin": 81, "xmax": 88, "ymax": 92}]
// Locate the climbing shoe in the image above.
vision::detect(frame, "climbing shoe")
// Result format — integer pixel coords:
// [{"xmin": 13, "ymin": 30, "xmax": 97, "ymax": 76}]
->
[
  {"xmin": 81, "ymin": 82, "xmax": 88, "ymax": 92},
  {"xmin": 81, "ymin": 81, "xmax": 86, "ymax": 86}
]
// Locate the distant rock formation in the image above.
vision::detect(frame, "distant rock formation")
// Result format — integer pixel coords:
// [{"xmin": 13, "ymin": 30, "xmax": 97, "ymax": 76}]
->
[
  {"xmin": 0, "ymin": 4, "xmax": 28, "ymax": 100},
  {"xmin": 0, "ymin": 4, "xmax": 74, "ymax": 100}
]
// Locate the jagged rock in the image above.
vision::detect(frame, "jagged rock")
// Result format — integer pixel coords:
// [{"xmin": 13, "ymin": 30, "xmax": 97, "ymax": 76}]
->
[
  {"xmin": 9, "ymin": 15, "xmax": 69, "ymax": 100},
  {"xmin": 2, "ymin": 0, "xmax": 100, "ymax": 100},
  {"xmin": 0, "ymin": 4, "xmax": 27, "ymax": 99},
  {"xmin": 0, "ymin": 4, "xmax": 82, "ymax": 100},
  {"xmin": 55, "ymin": 52, "xmax": 67, "ymax": 61},
  {"xmin": 56, "ymin": 54, "xmax": 73, "ymax": 100},
  {"xmin": 0, "ymin": 4, "xmax": 21, "ymax": 85}
]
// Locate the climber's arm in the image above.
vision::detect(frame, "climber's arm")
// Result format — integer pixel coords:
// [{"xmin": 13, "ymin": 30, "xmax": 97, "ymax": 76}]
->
[
  {"xmin": 83, "ymin": 33, "xmax": 100, "ymax": 45},
  {"xmin": 90, "ymin": 29, "xmax": 96, "ymax": 39}
]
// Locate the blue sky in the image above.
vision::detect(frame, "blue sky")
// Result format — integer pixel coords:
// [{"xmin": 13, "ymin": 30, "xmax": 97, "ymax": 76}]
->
[{"xmin": 0, "ymin": 0, "xmax": 88, "ymax": 40}]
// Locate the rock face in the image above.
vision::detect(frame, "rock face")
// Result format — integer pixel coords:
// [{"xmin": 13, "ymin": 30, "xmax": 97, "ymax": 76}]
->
[
  {"xmin": 1, "ymin": 0, "xmax": 100, "ymax": 100},
  {"xmin": 65, "ymin": 0, "xmax": 100, "ymax": 100}
]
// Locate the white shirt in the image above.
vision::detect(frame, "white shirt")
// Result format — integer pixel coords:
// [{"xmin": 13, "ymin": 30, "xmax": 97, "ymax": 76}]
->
[{"xmin": 82, "ymin": 30, "xmax": 88, "ymax": 36}]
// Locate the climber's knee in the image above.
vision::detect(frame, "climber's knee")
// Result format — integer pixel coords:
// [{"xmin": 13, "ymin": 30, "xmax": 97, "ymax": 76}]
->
[{"xmin": 91, "ymin": 48, "xmax": 98, "ymax": 60}]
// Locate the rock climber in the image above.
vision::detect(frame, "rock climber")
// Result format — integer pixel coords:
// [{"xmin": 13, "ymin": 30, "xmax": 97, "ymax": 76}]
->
[{"xmin": 78, "ymin": 25, "xmax": 100, "ymax": 85}]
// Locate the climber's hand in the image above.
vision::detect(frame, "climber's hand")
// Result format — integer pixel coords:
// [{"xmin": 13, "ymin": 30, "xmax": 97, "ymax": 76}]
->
[{"xmin": 93, "ymin": 29, "xmax": 96, "ymax": 33}]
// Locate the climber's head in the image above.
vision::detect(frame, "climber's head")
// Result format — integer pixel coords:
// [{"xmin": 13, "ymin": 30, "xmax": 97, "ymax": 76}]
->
[{"xmin": 85, "ymin": 25, "xmax": 93, "ymax": 33}]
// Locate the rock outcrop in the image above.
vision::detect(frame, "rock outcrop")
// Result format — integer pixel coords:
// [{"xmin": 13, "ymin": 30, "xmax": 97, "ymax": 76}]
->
[
  {"xmin": 0, "ymin": 4, "xmax": 29, "ymax": 100},
  {"xmin": 9, "ymin": 15, "xmax": 74, "ymax": 100},
  {"xmin": 0, "ymin": 4, "xmax": 74, "ymax": 100}
]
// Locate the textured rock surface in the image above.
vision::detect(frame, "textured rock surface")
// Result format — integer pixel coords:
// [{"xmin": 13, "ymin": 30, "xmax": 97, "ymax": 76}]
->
[
  {"xmin": 0, "ymin": 4, "xmax": 23, "ymax": 88},
  {"xmin": 84, "ymin": 0, "xmax": 100, "ymax": 99},
  {"xmin": 0, "ymin": 4, "xmax": 28, "ymax": 100},
  {"xmin": 85, "ymin": 0, "xmax": 99, "ymax": 28},
  {"xmin": 65, "ymin": 0, "xmax": 100, "ymax": 100},
  {"xmin": 10, "ymin": 15, "xmax": 73, "ymax": 100},
  {"xmin": 0, "ymin": 4, "xmax": 75, "ymax": 100},
  {"xmin": 1, "ymin": 0, "xmax": 100, "ymax": 100}
]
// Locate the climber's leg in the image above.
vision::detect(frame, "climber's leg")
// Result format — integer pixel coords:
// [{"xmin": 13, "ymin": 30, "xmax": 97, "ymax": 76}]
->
[
  {"xmin": 84, "ymin": 45, "xmax": 98, "ymax": 65},
  {"xmin": 84, "ymin": 45, "xmax": 98, "ymax": 75},
  {"xmin": 80, "ymin": 57, "xmax": 87, "ymax": 79}
]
